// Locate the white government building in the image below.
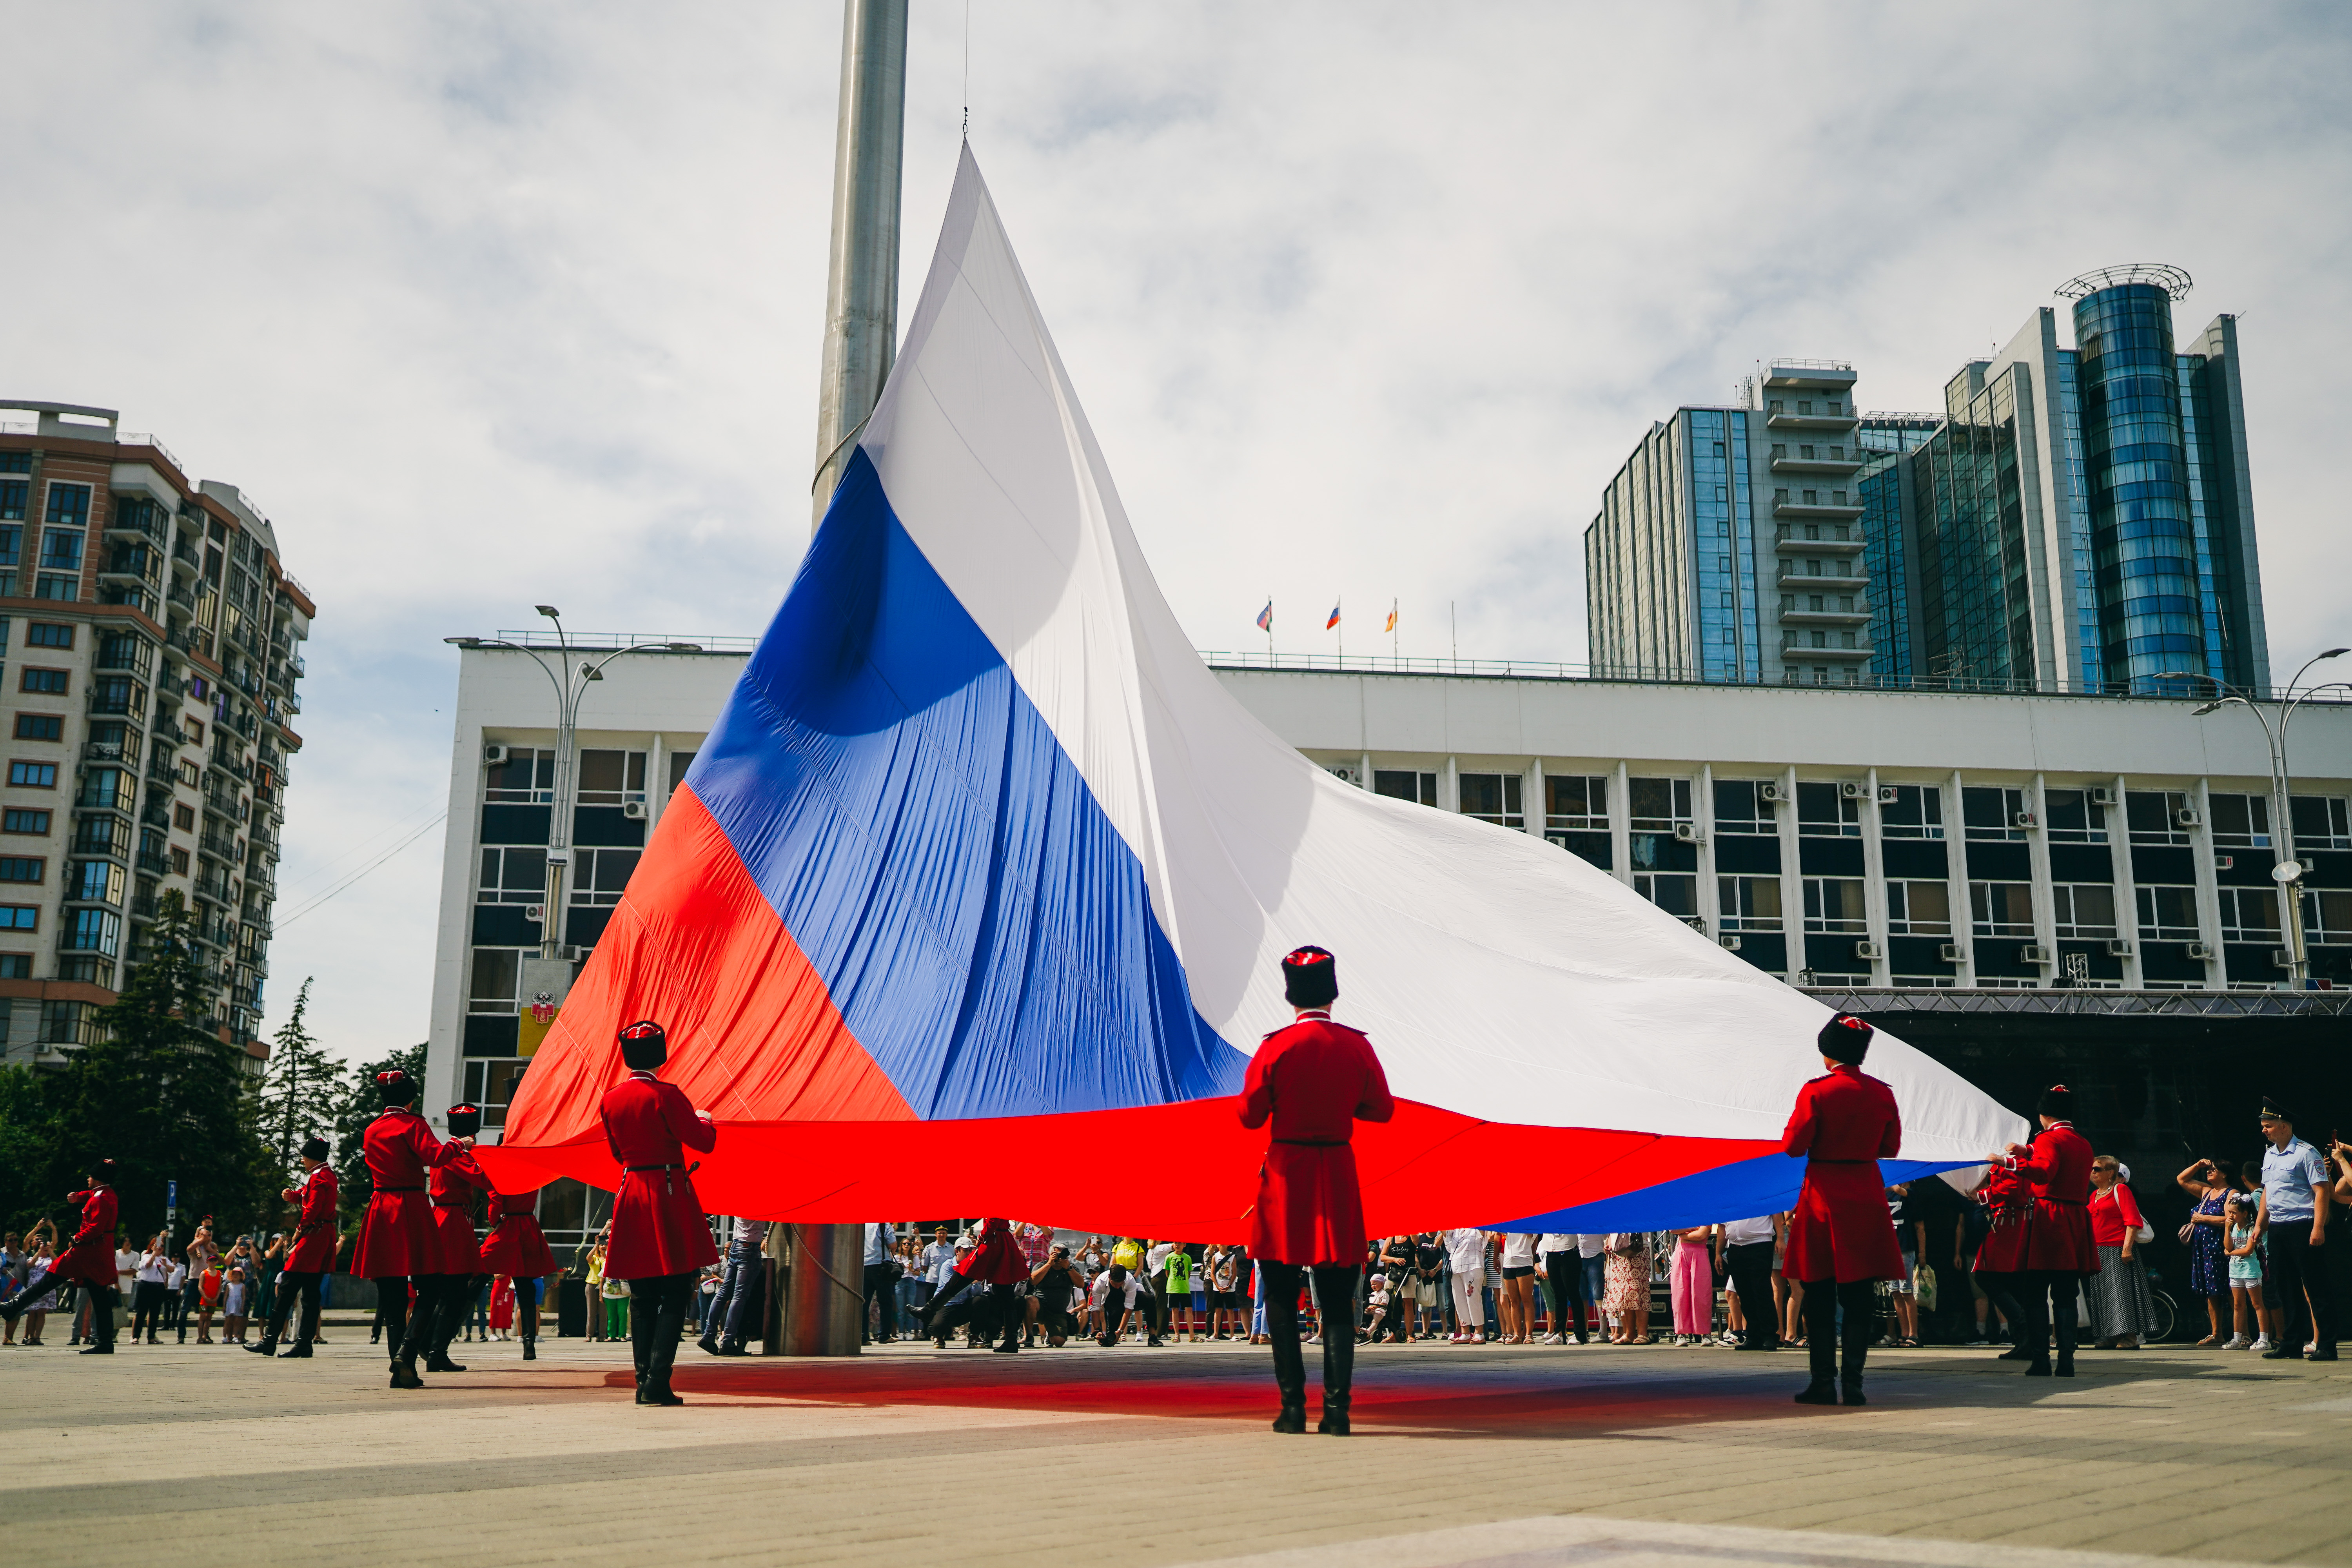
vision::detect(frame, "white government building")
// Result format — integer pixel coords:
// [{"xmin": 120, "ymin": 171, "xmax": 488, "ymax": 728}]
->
[{"xmin": 427, "ymin": 638, "xmax": 2352, "ymax": 1145}]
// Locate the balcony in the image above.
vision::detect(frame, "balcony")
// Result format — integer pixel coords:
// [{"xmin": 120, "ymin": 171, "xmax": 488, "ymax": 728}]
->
[
  {"xmin": 169, "ymin": 539, "xmax": 201, "ymax": 577},
  {"xmin": 1777, "ymin": 604, "xmax": 1872, "ymax": 628},
  {"xmin": 1779, "ymin": 639, "xmax": 1874, "ymax": 662},
  {"xmin": 1773, "ymin": 530, "xmax": 1867, "ymax": 557},
  {"xmin": 165, "ymin": 579, "xmax": 197, "ymax": 616},
  {"xmin": 198, "ymin": 831, "xmax": 241, "ymax": 864},
  {"xmin": 83, "ymin": 738, "xmax": 130, "ymax": 764},
  {"xmin": 1769, "ymin": 450, "xmax": 1864, "ymax": 476},
  {"xmin": 86, "ymin": 686, "xmax": 145, "ymax": 720},
  {"xmin": 1763, "ymin": 359, "xmax": 1857, "ymax": 390},
  {"xmin": 1765, "ymin": 410, "xmax": 1860, "ymax": 432},
  {"xmin": 1771, "ymin": 497, "xmax": 1864, "ymax": 521},
  {"xmin": 1777, "ymin": 567, "xmax": 1869, "ymax": 590},
  {"xmin": 105, "ymin": 506, "xmax": 166, "ymax": 545},
  {"xmin": 100, "ymin": 546, "xmax": 162, "ymax": 590},
  {"xmin": 135, "ymin": 850, "xmax": 171, "ymax": 878}
]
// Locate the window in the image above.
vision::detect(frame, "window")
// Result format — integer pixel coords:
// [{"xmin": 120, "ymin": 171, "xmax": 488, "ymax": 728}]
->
[
  {"xmin": 468, "ymin": 948, "xmax": 521, "ymax": 1013},
  {"xmin": 0, "ymin": 523, "xmax": 18, "ymax": 564},
  {"xmin": 2127, "ymin": 789, "xmax": 2192, "ymax": 846},
  {"xmin": 1458, "ymin": 773, "xmax": 1523, "ymax": 827},
  {"xmin": 77, "ymin": 769, "xmax": 124, "ymax": 809},
  {"xmin": 2290, "ymin": 795, "xmax": 2351, "ymax": 851},
  {"xmin": 1546, "ymin": 775, "xmax": 1607, "ymax": 831},
  {"xmin": 1802, "ymin": 490, "xmax": 1819, "ymax": 506},
  {"xmin": 485, "ymin": 748, "xmax": 557, "ymax": 803},
  {"xmin": 1970, "ymin": 882, "xmax": 2035, "ymax": 936},
  {"xmin": 2044, "ymin": 789, "xmax": 2107, "ymax": 844},
  {"xmin": 1797, "ymin": 401, "xmax": 1813, "ymax": 415},
  {"xmin": 2135, "ymin": 885, "xmax": 2200, "ymax": 940},
  {"xmin": 0, "ymin": 856, "xmax": 41, "ymax": 883},
  {"xmin": 1963, "ymin": 786, "xmax": 2028, "ymax": 841},
  {"xmin": 26, "ymin": 622, "xmax": 71, "ymax": 648},
  {"xmin": 0, "ymin": 955, "xmax": 27, "ymax": 979},
  {"xmin": 570, "ymin": 847, "xmax": 641, "ymax": 907},
  {"xmin": 169, "ymin": 846, "xmax": 189, "ymax": 876},
  {"xmin": 2218, "ymin": 887, "xmax": 2279, "ymax": 943},
  {"xmin": 575, "ymin": 749, "xmax": 648, "ymax": 806},
  {"xmin": 1881, "ymin": 785, "xmax": 1944, "ymax": 839},
  {"xmin": 0, "ymin": 906, "xmax": 36, "ymax": 930},
  {"xmin": 1796, "ymin": 781, "xmax": 1860, "ymax": 837},
  {"xmin": 1712, "ymin": 780, "xmax": 1775, "ymax": 836},
  {"xmin": 1633, "ymin": 873, "xmax": 1698, "ymax": 918},
  {"xmin": 667, "ymin": 751, "xmax": 697, "ymax": 796},
  {"xmin": 4, "ymin": 808, "xmax": 51, "ymax": 833},
  {"xmin": 62, "ymin": 907, "xmax": 120, "ymax": 955},
  {"xmin": 13, "ymin": 713, "xmax": 62, "ymax": 741},
  {"xmin": 1802, "ymin": 877, "xmax": 1868, "ymax": 933},
  {"xmin": 8, "ymin": 762, "xmax": 57, "ymax": 789},
  {"xmin": 1771, "ymin": 445, "xmax": 1787, "ymax": 459},
  {"xmin": 1799, "ymin": 445, "xmax": 1816, "ymax": 459},
  {"xmin": 44, "ymin": 483, "xmax": 90, "ymax": 530},
  {"xmin": 1627, "ymin": 777, "xmax": 1692, "ymax": 831},
  {"xmin": 1718, "ymin": 875, "xmax": 1783, "ymax": 931},
  {"xmin": 172, "ymin": 803, "xmax": 195, "ymax": 831},
  {"xmin": 2306, "ymin": 889, "xmax": 2352, "ymax": 945},
  {"xmin": 2207, "ymin": 793, "xmax": 2271, "ymax": 849},
  {"xmin": 183, "ymin": 717, "xmax": 203, "ymax": 743},
  {"xmin": 2051, "ymin": 883, "xmax": 2116, "ymax": 938},
  {"xmin": 477, "ymin": 846, "xmax": 547, "ymax": 904},
  {"xmin": 1374, "ymin": 770, "xmax": 1438, "ymax": 807},
  {"xmin": 177, "ymin": 760, "xmax": 200, "ymax": 789},
  {"xmin": 68, "ymin": 860, "xmax": 123, "ymax": 905},
  {"xmin": 19, "ymin": 668, "xmax": 67, "ymax": 695},
  {"xmin": 38, "ymin": 528, "xmax": 82, "ymax": 571},
  {"xmin": 0, "ymin": 483, "xmax": 24, "ymax": 522},
  {"xmin": 1885, "ymin": 880, "xmax": 1951, "ymax": 935}
]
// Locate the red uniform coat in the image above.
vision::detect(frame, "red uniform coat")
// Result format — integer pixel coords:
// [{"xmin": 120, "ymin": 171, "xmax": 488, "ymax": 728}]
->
[
  {"xmin": 954, "ymin": 1218, "xmax": 1028, "ymax": 1285},
  {"xmin": 430, "ymin": 1150, "xmax": 492, "ymax": 1275},
  {"xmin": 479, "ymin": 1190, "xmax": 559, "ymax": 1278},
  {"xmin": 2008, "ymin": 1122, "xmax": 2098, "ymax": 1275},
  {"xmin": 1973, "ymin": 1163, "xmax": 2033, "ymax": 1275},
  {"xmin": 599, "ymin": 1071, "xmax": 719, "ymax": 1279},
  {"xmin": 282, "ymin": 1166, "xmax": 340, "ymax": 1274},
  {"xmin": 1239, "ymin": 1014, "xmax": 1396, "ymax": 1265},
  {"xmin": 352, "ymin": 1107, "xmax": 465, "ymax": 1278},
  {"xmin": 1781, "ymin": 1062, "xmax": 1906, "ymax": 1283},
  {"xmin": 53, "ymin": 1184, "xmax": 119, "ymax": 1289}
]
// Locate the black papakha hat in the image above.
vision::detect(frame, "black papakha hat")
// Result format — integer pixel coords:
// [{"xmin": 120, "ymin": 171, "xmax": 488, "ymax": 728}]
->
[
  {"xmin": 377, "ymin": 1069, "xmax": 417, "ymax": 1106},
  {"xmin": 445, "ymin": 1103, "xmax": 482, "ymax": 1140},
  {"xmin": 1282, "ymin": 945, "xmax": 1338, "ymax": 1009},
  {"xmin": 2038, "ymin": 1083, "xmax": 2074, "ymax": 1119},
  {"xmin": 1816, "ymin": 1013, "xmax": 1874, "ymax": 1063},
  {"xmin": 299, "ymin": 1136, "xmax": 330, "ymax": 1162},
  {"xmin": 618, "ymin": 1019, "xmax": 669, "ymax": 1071}
]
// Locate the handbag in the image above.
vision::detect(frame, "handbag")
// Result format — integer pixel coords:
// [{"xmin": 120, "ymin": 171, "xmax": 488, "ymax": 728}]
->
[
  {"xmin": 1914, "ymin": 1262, "xmax": 1938, "ymax": 1311},
  {"xmin": 2133, "ymin": 1222, "xmax": 2155, "ymax": 1245}
]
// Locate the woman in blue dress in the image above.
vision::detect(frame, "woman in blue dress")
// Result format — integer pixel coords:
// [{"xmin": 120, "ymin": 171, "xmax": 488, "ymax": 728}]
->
[{"xmin": 2174, "ymin": 1157, "xmax": 2236, "ymax": 1345}]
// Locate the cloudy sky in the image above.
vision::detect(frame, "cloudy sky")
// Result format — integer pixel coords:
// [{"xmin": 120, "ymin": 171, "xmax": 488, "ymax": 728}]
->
[{"xmin": 8, "ymin": 3, "xmax": 2350, "ymax": 1063}]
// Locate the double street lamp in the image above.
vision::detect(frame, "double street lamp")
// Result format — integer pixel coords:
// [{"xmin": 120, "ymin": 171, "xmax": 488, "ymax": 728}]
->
[
  {"xmin": 2160, "ymin": 648, "xmax": 2352, "ymax": 987},
  {"xmin": 447, "ymin": 607, "xmax": 702, "ymax": 961}
]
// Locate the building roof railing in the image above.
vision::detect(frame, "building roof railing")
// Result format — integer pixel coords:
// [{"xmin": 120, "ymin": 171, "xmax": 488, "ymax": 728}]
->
[
  {"xmin": 2054, "ymin": 263, "xmax": 2193, "ymax": 302},
  {"xmin": 487, "ymin": 629, "xmax": 759, "ymax": 653},
  {"xmin": 1806, "ymin": 986, "xmax": 2344, "ymax": 1017},
  {"xmin": 1767, "ymin": 358, "xmax": 1854, "ymax": 372},
  {"xmin": 1860, "ymin": 411, "xmax": 1944, "ymax": 425}
]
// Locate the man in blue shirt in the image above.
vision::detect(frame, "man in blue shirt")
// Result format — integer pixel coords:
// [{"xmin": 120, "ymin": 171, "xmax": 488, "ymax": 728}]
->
[{"xmin": 2256, "ymin": 1099, "xmax": 2336, "ymax": 1361}]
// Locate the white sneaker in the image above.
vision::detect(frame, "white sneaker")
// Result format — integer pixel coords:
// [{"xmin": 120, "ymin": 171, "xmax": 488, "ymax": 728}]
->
[
  {"xmin": 1542, "ymin": 1332, "xmax": 1564, "ymax": 1344},
  {"xmin": 2224, "ymin": 1334, "xmax": 2249, "ymax": 1349},
  {"xmin": 2250, "ymin": 1335, "xmax": 2271, "ymax": 1351}
]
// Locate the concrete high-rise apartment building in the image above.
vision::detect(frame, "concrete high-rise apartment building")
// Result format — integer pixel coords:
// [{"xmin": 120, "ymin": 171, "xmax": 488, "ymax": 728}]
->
[
  {"xmin": 1586, "ymin": 267, "xmax": 2268, "ymax": 698},
  {"xmin": 0, "ymin": 401, "xmax": 313, "ymax": 1064}
]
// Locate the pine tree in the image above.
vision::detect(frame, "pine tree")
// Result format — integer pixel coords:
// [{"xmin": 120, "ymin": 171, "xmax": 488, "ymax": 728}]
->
[{"xmin": 255, "ymin": 978, "xmax": 347, "ymax": 1174}]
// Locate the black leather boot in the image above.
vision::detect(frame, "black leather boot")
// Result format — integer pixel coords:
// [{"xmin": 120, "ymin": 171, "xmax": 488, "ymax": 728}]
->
[
  {"xmin": 1318, "ymin": 1319, "xmax": 1355, "ymax": 1434},
  {"xmin": 2053, "ymin": 1299, "xmax": 2078, "ymax": 1378},
  {"xmin": 1839, "ymin": 1301, "xmax": 1871, "ymax": 1406},
  {"xmin": 1270, "ymin": 1310, "xmax": 1309, "ymax": 1432},
  {"xmin": 389, "ymin": 1356, "xmax": 424, "ymax": 1389},
  {"xmin": 278, "ymin": 1340, "xmax": 313, "ymax": 1358},
  {"xmin": 1795, "ymin": 1295, "xmax": 1838, "ymax": 1403},
  {"xmin": 245, "ymin": 1334, "xmax": 279, "ymax": 1356}
]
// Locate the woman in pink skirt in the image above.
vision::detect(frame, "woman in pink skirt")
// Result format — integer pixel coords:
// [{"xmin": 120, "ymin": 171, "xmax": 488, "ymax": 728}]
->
[{"xmin": 1670, "ymin": 1225, "xmax": 1717, "ymax": 1343}]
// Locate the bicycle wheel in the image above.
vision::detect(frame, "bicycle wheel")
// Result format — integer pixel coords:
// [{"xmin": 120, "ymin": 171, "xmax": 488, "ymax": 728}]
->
[{"xmin": 2150, "ymin": 1288, "xmax": 2178, "ymax": 1344}]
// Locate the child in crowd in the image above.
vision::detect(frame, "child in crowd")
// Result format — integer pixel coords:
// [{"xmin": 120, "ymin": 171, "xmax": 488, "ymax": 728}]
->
[
  {"xmin": 1360, "ymin": 1274, "xmax": 1392, "ymax": 1343},
  {"xmin": 194, "ymin": 1261, "xmax": 223, "ymax": 1344},
  {"xmin": 221, "ymin": 1266, "xmax": 249, "ymax": 1343},
  {"xmin": 2223, "ymin": 1195, "xmax": 2270, "ymax": 1351}
]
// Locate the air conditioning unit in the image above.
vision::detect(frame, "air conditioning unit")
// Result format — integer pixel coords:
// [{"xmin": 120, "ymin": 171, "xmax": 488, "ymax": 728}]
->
[
  {"xmin": 1682, "ymin": 916, "xmax": 1708, "ymax": 933},
  {"xmin": 1673, "ymin": 822, "xmax": 1703, "ymax": 844},
  {"xmin": 1719, "ymin": 934, "xmax": 1742, "ymax": 951},
  {"xmin": 1877, "ymin": 786, "xmax": 1898, "ymax": 804},
  {"xmin": 622, "ymin": 800, "xmax": 649, "ymax": 820},
  {"xmin": 524, "ymin": 904, "xmax": 545, "ymax": 923},
  {"xmin": 2021, "ymin": 944, "xmax": 2054, "ymax": 964},
  {"xmin": 1840, "ymin": 781, "xmax": 1867, "ymax": 800},
  {"xmin": 2175, "ymin": 807, "xmax": 2202, "ymax": 828},
  {"xmin": 2105, "ymin": 939, "xmax": 2135, "ymax": 957},
  {"xmin": 483, "ymin": 744, "xmax": 508, "ymax": 765},
  {"xmin": 1323, "ymin": 763, "xmax": 1363, "ymax": 787},
  {"xmin": 1855, "ymin": 940, "xmax": 1885, "ymax": 960},
  {"xmin": 1759, "ymin": 782, "xmax": 1788, "ymax": 802},
  {"xmin": 2272, "ymin": 949, "xmax": 2298, "ymax": 971},
  {"xmin": 2089, "ymin": 787, "xmax": 2119, "ymax": 807},
  {"xmin": 1938, "ymin": 943, "xmax": 1966, "ymax": 963},
  {"xmin": 2214, "ymin": 855, "xmax": 2234, "ymax": 870},
  {"xmin": 2187, "ymin": 941, "xmax": 2217, "ymax": 960},
  {"xmin": 2014, "ymin": 811, "xmax": 2038, "ymax": 829}
]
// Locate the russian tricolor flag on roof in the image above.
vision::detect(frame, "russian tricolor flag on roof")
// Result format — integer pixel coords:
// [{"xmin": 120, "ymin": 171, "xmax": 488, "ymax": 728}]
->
[{"xmin": 482, "ymin": 150, "xmax": 2024, "ymax": 1236}]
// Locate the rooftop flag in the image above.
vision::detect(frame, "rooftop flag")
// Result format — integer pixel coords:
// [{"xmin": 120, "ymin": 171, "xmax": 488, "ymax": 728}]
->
[
  {"xmin": 479, "ymin": 148, "xmax": 2023, "ymax": 1237},
  {"xmin": 1256, "ymin": 600, "xmax": 1272, "ymax": 633},
  {"xmin": 1384, "ymin": 601, "xmax": 1397, "ymax": 633},
  {"xmin": 1326, "ymin": 602, "xmax": 1341, "ymax": 630}
]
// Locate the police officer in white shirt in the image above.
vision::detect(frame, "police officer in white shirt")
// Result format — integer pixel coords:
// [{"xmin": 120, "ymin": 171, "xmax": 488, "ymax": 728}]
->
[{"xmin": 2257, "ymin": 1098, "xmax": 2336, "ymax": 1361}]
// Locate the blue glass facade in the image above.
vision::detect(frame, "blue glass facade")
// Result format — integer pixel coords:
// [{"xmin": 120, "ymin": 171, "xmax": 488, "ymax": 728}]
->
[
  {"xmin": 1687, "ymin": 410, "xmax": 1752, "ymax": 682},
  {"xmin": 2073, "ymin": 283, "xmax": 2202, "ymax": 693}
]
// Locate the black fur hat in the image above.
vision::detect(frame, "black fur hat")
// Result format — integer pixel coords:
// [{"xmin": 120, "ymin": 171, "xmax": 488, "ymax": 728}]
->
[
  {"xmin": 376, "ymin": 1069, "xmax": 417, "ymax": 1107},
  {"xmin": 1816, "ymin": 1013, "xmax": 1873, "ymax": 1063},
  {"xmin": 445, "ymin": 1104, "xmax": 482, "ymax": 1140},
  {"xmin": 299, "ymin": 1136, "xmax": 330, "ymax": 1162},
  {"xmin": 618, "ymin": 1019, "xmax": 669, "ymax": 1071},
  {"xmin": 1282, "ymin": 946, "xmax": 1338, "ymax": 1009},
  {"xmin": 2038, "ymin": 1083, "xmax": 2074, "ymax": 1120}
]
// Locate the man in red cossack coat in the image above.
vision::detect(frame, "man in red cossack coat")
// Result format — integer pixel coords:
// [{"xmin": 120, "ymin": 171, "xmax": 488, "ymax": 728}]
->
[
  {"xmin": 250, "ymin": 1137, "xmax": 338, "ymax": 1359},
  {"xmin": 1, "ymin": 1160, "xmax": 123, "ymax": 1353},
  {"xmin": 1782, "ymin": 1013, "xmax": 1905, "ymax": 1407},
  {"xmin": 1991, "ymin": 1084, "xmax": 2097, "ymax": 1377},
  {"xmin": 353, "ymin": 1069, "xmax": 473, "ymax": 1390},
  {"xmin": 1240, "ymin": 945, "xmax": 1395, "ymax": 1436},
  {"xmin": 421, "ymin": 1102, "xmax": 494, "ymax": 1373},
  {"xmin": 600, "ymin": 1020, "xmax": 717, "ymax": 1406}
]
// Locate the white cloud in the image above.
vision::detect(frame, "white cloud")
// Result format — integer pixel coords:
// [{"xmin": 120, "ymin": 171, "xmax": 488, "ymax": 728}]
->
[{"xmin": 6, "ymin": 1, "xmax": 2348, "ymax": 1057}]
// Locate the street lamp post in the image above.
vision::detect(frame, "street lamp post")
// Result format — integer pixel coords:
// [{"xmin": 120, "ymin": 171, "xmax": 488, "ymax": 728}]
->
[
  {"xmin": 2162, "ymin": 648, "xmax": 2351, "ymax": 986},
  {"xmin": 447, "ymin": 610, "xmax": 702, "ymax": 961}
]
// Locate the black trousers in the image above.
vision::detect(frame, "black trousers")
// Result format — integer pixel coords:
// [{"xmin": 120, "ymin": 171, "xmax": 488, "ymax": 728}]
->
[
  {"xmin": 1795, "ymin": 1278, "xmax": 1876, "ymax": 1387},
  {"xmin": 627, "ymin": 1272, "xmax": 696, "ymax": 1394},
  {"xmin": 132, "ymin": 1279, "xmax": 170, "ymax": 1339},
  {"xmin": 2016, "ymin": 1269, "xmax": 2082, "ymax": 1364},
  {"xmin": 264, "ymin": 1271, "xmax": 324, "ymax": 1345},
  {"xmin": 1975, "ymin": 1268, "xmax": 2026, "ymax": 1339},
  {"xmin": 862, "ymin": 1263, "xmax": 896, "ymax": 1341},
  {"xmin": 2267, "ymin": 1219, "xmax": 2336, "ymax": 1353},
  {"xmin": 375, "ymin": 1274, "xmax": 460, "ymax": 1365},
  {"xmin": 1727, "ymin": 1241, "xmax": 1778, "ymax": 1348},
  {"xmin": 1263, "ymin": 1262, "xmax": 1358, "ymax": 1410},
  {"xmin": 428, "ymin": 1272, "xmax": 487, "ymax": 1357},
  {"xmin": 3, "ymin": 1272, "xmax": 114, "ymax": 1346}
]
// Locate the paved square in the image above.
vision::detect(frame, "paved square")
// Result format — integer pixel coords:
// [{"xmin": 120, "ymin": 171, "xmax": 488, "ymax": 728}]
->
[{"xmin": 4, "ymin": 1336, "xmax": 2346, "ymax": 1568}]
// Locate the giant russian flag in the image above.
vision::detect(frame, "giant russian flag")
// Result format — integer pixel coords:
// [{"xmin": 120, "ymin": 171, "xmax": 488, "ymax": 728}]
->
[{"xmin": 480, "ymin": 149, "xmax": 2026, "ymax": 1237}]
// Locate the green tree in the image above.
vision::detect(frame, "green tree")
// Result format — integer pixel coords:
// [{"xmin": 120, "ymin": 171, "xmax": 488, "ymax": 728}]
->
[
  {"xmin": 333, "ymin": 1040, "xmax": 426, "ymax": 1233},
  {"xmin": 254, "ymin": 978, "xmax": 347, "ymax": 1172},
  {"xmin": 44, "ymin": 893, "xmax": 273, "ymax": 1243}
]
